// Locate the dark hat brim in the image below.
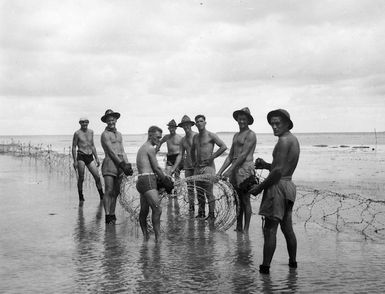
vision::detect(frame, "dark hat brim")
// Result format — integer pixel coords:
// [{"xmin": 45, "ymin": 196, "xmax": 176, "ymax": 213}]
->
[
  {"xmin": 267, "ymin": 109, "xmax": 293, "ymax": 130},
  {"xmin": 177, "ymin": 121, "xmax": 195, "ymax": 127},
  {"xmin": 233, "ymin": 110, "xmax": 254, "ymax": 125},
  {"xmin": 101, "ymin": 112, "xmax": 120, "ymax": 123}
]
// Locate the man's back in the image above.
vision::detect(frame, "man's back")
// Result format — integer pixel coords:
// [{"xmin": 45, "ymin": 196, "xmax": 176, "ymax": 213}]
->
[
  {"xmin": 272, "ymin": 132, "xmax": 300, "ymax": 177},
  {"xmin": 136, "ymin": 142, "xmax": 154, "ymax": 174}
]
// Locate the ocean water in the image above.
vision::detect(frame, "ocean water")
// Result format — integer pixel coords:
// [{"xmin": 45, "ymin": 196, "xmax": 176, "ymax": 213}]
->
[
  {"xmin": 0, "ymin": 154, "xmax": 384, "ymax": 293},
  {"xmin": 1, "ymin": 131, "xmax": 384, "ymax": 198}
]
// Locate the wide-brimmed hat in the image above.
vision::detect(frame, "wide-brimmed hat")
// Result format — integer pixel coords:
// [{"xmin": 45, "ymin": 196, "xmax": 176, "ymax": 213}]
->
[
  {"xmin": 167, "ymin": 119, "xmax": 177, "ymax": 127},
  {"xmin": 233, "ymin": 107, "xmax": 254, "ymax": 125},
  {"xmin": 267, "ymin": 109, "xmax": 293, "ymax": 130},
  {"xmin": 177, "ymin": 115, "xmax": 195, "ymax": 127},
  {"xmin": 101, "ymin": 109, "xmax": 120, "ymax": 123}
]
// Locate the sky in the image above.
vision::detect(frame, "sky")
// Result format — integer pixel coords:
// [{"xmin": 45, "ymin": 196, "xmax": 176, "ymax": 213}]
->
[{"xmin": 1, "ymin": 0, "xmax": 385, "ymax": 135}]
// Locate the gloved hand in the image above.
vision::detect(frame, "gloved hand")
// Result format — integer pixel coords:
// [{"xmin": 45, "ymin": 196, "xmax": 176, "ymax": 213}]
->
[
  {"xmin": 254, "ymin": 158, "xmax": 266, "ymax": 169},
  {"xmin": 119, "ymin": 162, "xmax": 133, "ymax": 176},
  {"xmin": 238, "ymin": 175, "xmax": 259, "ymax": 194},
  {"xmin": 157, "ymin": 175, "xmax": 174, "ymax": 194}
]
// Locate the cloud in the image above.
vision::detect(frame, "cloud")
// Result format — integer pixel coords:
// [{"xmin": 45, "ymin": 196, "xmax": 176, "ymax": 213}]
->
[{"xmin": 1, "ymin": 0, "xmax": 385, "ymax": 134}]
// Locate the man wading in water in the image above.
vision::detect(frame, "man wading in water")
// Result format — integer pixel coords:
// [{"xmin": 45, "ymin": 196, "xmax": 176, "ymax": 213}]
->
[
  {"xmin": 100, "ymin": 109, "xmax": 133, "ymax": 225},
  {"xmin": 217, "ymin": 107, "xmax": 257, "ymax": 233},
  {"xmin": 136, "ymin": 126, "xmax": 173, "ymax": 241},
  {"xmin": 72, "ymin": 117, "xmax": 104, "ymax": 203},
  {"xmin": 249, "ymin": 109, "xmax": 300, "ymax": 274}
]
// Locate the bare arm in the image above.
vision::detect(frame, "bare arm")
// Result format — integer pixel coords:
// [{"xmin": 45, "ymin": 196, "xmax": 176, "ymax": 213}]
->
[
  {"xmin": 155, "ymin": 135, "xmax": 168, "ymax": 153},
  {"xmin": 170, "ymin": 143, "xmax": 185, "ymax": 175},
  {"xmin": 148, "ymin": 146, "xmax": 166, "ymax": 179},
  {"xmin": 217, "ymin": 138, "xmax": 235, "ymax": 176},
  {"xmin": 90, "ymin": 130, "xmax": 100, "ymax": 166},
  {"xmin": 190, "ymin": 134, "xmax": 198, "ymax": 166},
  {"xmin": 209, "ymin": 133, "xmax": 227, "ymax": 162},
  {"xmin": 72, "ymin": 132, "xmax": 78, "ymax": 169}
]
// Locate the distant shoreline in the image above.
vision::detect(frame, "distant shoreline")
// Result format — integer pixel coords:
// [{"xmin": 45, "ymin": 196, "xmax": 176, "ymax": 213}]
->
[{"xmin": 0, "ymin": 131, "xmax": 384, "ymax": 137}]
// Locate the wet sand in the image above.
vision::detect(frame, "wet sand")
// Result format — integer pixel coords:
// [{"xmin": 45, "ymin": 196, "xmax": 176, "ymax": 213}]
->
[{"xmin": 1, "ymin": 154, "xmax": 384, "ymax": 293}]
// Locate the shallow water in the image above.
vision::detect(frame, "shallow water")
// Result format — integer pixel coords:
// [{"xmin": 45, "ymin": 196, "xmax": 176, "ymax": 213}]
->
[{"xmin": 1, "ymin": 155, "xmax": 385, "ymax": 293}]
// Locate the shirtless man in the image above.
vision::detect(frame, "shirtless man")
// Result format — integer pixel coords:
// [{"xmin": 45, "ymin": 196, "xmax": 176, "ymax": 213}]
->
[
  {"xmin": 217, "ymin": 107, "xmax": 257, "ymax": 232},
  {"xmin": 100, "ymin": 109, "xmax": 133, "ymax": 225},
  {"xmin": 170, "ymin": 115, "xmax": 198, "ymax": 211},
  {"xmin": 191, "ymin": 115, "xmax": 227, "ymax": 220},
  {"xmin": 136, "ymin": 126, "xmax": 173, "ymax": 241},
  {"xmin": 72, "ymin": 117, "xmax": 104, "ymax": 202},
  {"xmin": 249, "ymin": 109, "xmax": 300, "ymax": 274},
  {"xmin": 155, "ymin": 119, "xmax": 182, "ymax": 178}
]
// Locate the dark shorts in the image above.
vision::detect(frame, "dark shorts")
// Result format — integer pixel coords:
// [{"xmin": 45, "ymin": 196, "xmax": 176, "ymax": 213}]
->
[
  {"xmin": 136, "ymin": 174, "xmax": 157, "ymax": 194},
  {"xmin": 166, "ymin": 154, "xmax": 178, "ymax": 166},
  {"xmin": 77, "ymin": 151, "xmax": 94, "ymax": 166},
  {"xmin": 166, "ymin": 154, "xmax": 183, "ymax": 170}
]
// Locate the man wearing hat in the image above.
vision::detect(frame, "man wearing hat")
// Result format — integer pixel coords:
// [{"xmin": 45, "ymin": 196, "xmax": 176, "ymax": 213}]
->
[
  {"xmin": 191, "ymin": 114, "xmax": 227, "ymax": 220},
  {"xmin": 249, "ymin": 109, "xmax": 300, "ymax": 274},
  {"xmin": 72, "ymin": 117, "xmax": 104, "ymax": 203},
  {"xmin": 155, "ymin": 119, "xmax": 182, "ymax": 179},
  {"xmin": 100, "ymin": 109, "xmax": 133, "ymax": 224},
  {"xmin": 217, "ymin": 107, "xmax": 257, "ymax": 233},
  {"xmin": 170, "ymin": 115, "xmax": 198, "ymax": 211}
]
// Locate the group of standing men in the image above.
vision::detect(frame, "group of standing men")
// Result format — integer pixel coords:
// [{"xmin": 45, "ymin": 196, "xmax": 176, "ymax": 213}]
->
[{"xmin": 72, "ymin": 107, "xmax": 300, "ymax": 274}]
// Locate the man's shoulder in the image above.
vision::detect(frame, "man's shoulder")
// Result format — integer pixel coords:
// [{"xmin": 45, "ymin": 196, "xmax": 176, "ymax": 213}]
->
[{"xmin": 278, "ymin": 132, "xmax": 298, "ymax": 145}]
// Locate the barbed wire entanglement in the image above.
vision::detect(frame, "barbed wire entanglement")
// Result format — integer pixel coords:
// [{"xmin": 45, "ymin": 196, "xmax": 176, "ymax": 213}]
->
[
  {"xmin": 0, "ymin": 141, "xmax": 78, "ymax": 180},
  {"xmin": 119, "ymin": 173, "xmax": 239, "ymax": 231},
  {"xmin": 2, "ymin": 142, "xmax": 385, "ymax": 239},
  {"xmin": 293, "ymin": 186, "xmax": 385, "ymax": 240}
]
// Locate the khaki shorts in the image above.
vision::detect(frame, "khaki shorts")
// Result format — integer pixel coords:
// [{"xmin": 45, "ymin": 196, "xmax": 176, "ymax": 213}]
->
[
  {"xmin": 259, "ymin": 178, "xmax": 296, "ymax": 221},
  {"xmin": 102, "ymin": 155, "xmax": 124, "ymax": 177}
]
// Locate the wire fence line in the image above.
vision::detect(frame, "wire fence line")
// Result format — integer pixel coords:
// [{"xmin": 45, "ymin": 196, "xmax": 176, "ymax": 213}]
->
[{"xmin": 2, "ymin": 142, "xmax": 384, "ymax": 239}]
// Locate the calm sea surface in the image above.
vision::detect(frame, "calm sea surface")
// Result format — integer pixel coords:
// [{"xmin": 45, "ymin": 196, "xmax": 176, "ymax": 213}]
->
[
  {"xmin": 1, "ymin": 132, "xmax": 384, "ymax": 198},
  {"xmin": 0, "ymin": 154, "xmax": 384, "ymax": 293}
]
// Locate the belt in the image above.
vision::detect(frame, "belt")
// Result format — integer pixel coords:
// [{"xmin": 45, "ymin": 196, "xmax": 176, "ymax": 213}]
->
[{"xmin": 138, "ymin": 173, "xmax": 155, "ymax": 177}]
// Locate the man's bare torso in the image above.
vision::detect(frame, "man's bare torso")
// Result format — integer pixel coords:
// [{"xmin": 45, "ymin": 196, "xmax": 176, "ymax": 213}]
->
[
  {"xmin": 75, "ymin": 129, "xmax": 94, "ymax": 154},
  {"xmin": 166, "ymin": 134, "xmax": 182, "ymax": 155},
  {"xmin": 232, "ymin": 129, "xmax": 255, "ymax": 163},
  {"xmin": 101, "ymin": 129, "xmax": 125, "ymax": 156},
  {"xmin": 181, "ymin": 131, "xmax": 197, "ymax": 168},
  {"xmin": 194, "ymin": 131, "xmax": 215, "ymax": 163}
]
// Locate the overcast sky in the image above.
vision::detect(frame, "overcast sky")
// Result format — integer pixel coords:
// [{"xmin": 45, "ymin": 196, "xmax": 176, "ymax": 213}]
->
[{"xmin": 1, "ymin": 0, "xmax": 385, "ymax": 135}]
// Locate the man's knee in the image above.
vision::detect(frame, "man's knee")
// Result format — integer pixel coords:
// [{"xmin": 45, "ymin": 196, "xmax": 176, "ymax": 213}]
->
[{"xmin": 263, "ymin": 218, "xmax": 279, "ymax": 234}]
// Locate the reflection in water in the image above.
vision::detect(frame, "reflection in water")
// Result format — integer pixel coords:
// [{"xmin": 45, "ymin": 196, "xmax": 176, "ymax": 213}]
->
[
  {"xmin": 3, "ymin": 155, "xmax": 385, "ymax": 293},
  {"xmin": 231, "ymin": 234, "xmax": 257, "ymax": 292},
  {"xmin": 73, "ymin": 203, "xmax": 104, "ymax": 293},
  {"xmin": 137, "ymin": 243, "xmax": 164, "ymax": 293}
]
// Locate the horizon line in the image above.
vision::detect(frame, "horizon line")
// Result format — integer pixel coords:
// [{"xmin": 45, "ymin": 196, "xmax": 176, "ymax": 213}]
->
[{"xmin": 0, "ymin": 130, "xmax": 383, "ymax": 137}]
